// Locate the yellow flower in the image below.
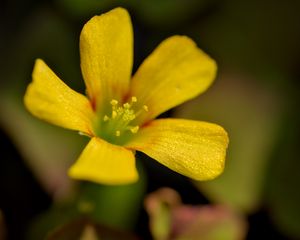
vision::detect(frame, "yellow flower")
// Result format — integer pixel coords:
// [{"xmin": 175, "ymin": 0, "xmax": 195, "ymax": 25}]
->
[{"xmin": 24, "ymin": 8, "xmax": 229, "ymax": 185}]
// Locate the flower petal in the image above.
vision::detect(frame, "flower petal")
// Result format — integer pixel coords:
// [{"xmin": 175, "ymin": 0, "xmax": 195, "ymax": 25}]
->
[
  {"xmin": 24, "ymin": 59, "xmax": 95, "ymax": 135},
  {"xmin": 80, "ymin": 7, "xmax": 133, "ymax": 111},
  {"xmin": 130, "ymin": 36, "xmax": 216, "ymax": 124},
  {"xmin": 126, "ymin": 119, "xmax": 228, "ymax": 181},
  {"xmin": 69, "ymin": 137, "xmax": 138, "ymax": 185}
]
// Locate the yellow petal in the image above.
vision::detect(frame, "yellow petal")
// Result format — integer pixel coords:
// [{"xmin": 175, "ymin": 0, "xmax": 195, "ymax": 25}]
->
[
  {"xmin": 130, "ymin": 36, "xmax": 217, "ymax": 124},
  {"xmin": 126, "ymin": 119, "xmax": 228, "ymax": 181},
  {"xmin": 80, "ymin": 7, "xmax": 133, "ymax": 111},
  {"xmin": 69, "ymin": 137, "xmax": 138, "ymax": 185},
  {"xmin": 24, "ymin": 59, "xmax": 95, "ymax": 135}
]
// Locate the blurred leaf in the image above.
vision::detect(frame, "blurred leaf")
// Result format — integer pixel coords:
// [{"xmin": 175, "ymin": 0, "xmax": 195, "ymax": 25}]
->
[
  {"xmin": 45, "ymin": 218, "xmax": 138, "ymax": 240},
  {"xmin": 79, "ymin": 225, "xmax": 98, "ymax": 240},
  {"xmin": 76, "ymin": 168, "xmax": 146, "ymax": 230},
  {"xmin": 57, "ymin": 0, "xmax": 212, "ymax": 28},
  {"xmin": 48, "ymin": 221, "xmax": 84, "ymax": 240},
  {"xmin": 151, "ymin": 204, "xmax": 171, "ymax": 240},
  {"xmin": 27, "ymin": 204, "xmax": 80, "ymax": 240},
  {"xmin": 0, "ymin": 91, "xmax": 86, "ymax": 198},
  {"xmin": 174, "ymin": 205, "xmax": 247, "ymax": 240},
  {"xmin": 132, "ymin": 0, "xmax": 212, "ymax": 28},
  {"xmin": 28, "ymin": 174, "xmax": 145, "ymax": 239},
  {"xmin": 56, "ymin": 0, "xmax": 123, "ymax": 18},
  {"xmin": 0, "ymin": 7, "xmax": 88, "ymax": 198},
  {"xmin": 175, "ymin": 73, "xmax": 282, "ymax": 213},
  {"xmin": 265, "ymin": 107, "xmax": 300, "ymax": 238},
  {"xmin": 145, "ymin": 188, "xmax": 179, "ymax": 240},
  {"xmin": 190, "ymin": 0, "xmax": 300, "ymax": 82},
  {"xmin": 145, "ymin": 188, "xmax": 247, "ymax": 240},
  {"xmin": 2, "ymin": 7, "xmax": 82, "ymax": 91}
]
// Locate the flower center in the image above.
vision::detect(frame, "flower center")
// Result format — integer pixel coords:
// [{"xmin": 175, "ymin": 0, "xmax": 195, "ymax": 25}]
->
[{"xmin": 96, "ymin": 96, "xmax": 148, "ymax": 145}]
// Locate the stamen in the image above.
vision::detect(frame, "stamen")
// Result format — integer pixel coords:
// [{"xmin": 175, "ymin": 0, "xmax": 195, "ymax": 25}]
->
[
  {"xmin": 130, "ymin": 126, "xmax": 139, "ymax": 133},
  {"xmin": 78, "ymin": 131, "xmax": 89, "ymax": 137},
  {"xmin": 143, "ymin": 105, "xmax": 149, "ymax": 112},
  {"xmin": 110, "ymin": 99, "xmax": 118, "ymax": 106},
  {"xmin": 120, "ymin": 108, "xmax": 134, "ymax": 121},
  {"xmin": 100, "ymin": 96, "xmax": 148, "ymax": 141},
  {"xmin": 103, "ymin": 115, "xmax": 109, "ymax": 122},
  {"xmin": 112, "ymin": 110, "xmax": 117, "ymax": 119},
  {"xmin": 131, "ymin": 96, "xmax": 137, "ymax": 103},
  {"xmin": 123, "ymin": 103, "xmax": 131, "ymax": 109}
]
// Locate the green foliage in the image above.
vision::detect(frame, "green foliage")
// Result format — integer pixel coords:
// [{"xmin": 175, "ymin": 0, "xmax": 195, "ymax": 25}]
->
[
  {"xmin": 28, "ymin": 172, "xmax": 145, "ymax": 239},
  {"xmin": 76, "ymin": 175, "xmax": 146, "ymax": 230},
  {"xmin": 265, "ymin": 106, "xmax": 300, "ymax": 238}
]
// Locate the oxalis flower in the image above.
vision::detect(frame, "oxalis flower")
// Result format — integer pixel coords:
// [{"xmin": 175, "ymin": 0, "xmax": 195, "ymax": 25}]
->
[{"xmin": 24, "ymin": 8, "xmax": 229, "ymax": 185}]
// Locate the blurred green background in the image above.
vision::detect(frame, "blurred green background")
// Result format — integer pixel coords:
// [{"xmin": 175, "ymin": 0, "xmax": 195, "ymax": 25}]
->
[{"xmin": 1, "ymin": 0, "xmax": 300, "ymax": 239}]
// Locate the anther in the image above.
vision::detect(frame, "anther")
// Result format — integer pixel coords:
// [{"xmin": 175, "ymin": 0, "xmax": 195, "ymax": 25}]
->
[
  {"xmin": 131, "ymin": 96, "xmax": 137, "ymax": 103},
  {"xmin": 123, "ymin": 103, "xmax": 131, "ymax": 109},
  {"xmin": 103, "ymin": 115, "xmax": 109, "ymax": 122},
  {"xmin": 112, "ymin": 111, "xmax": 117, "ymax": 119},
  {"xmin": 115, "ymin": 130, "xmax": 121, "ymax": 137},
  {"xmin": 143, "ymin": 105, "xmax": 149, "ymax": 112},
  {"xmin": 130, "ymin": 126, "xmax": 139, "ymax": 133},
  {"xmin": 110, "ymin": 99, "xmax": 118, "ymax": 106},
  {"xmin": 78, "ymin": 131, "xmax": 89, "ymax": 137}
]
